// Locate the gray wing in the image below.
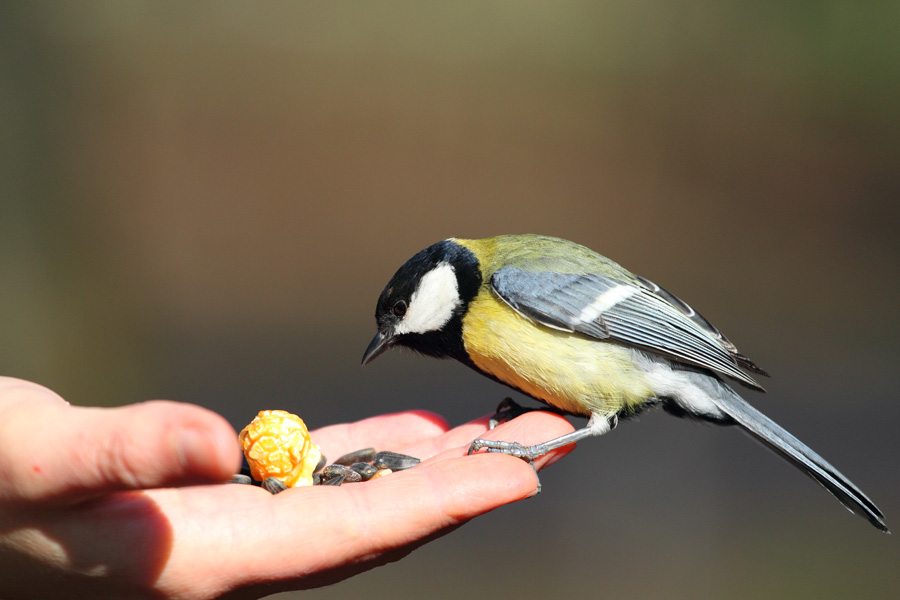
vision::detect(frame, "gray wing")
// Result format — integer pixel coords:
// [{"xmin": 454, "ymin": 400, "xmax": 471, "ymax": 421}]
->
[{"xmin": 490, "ymin": 267, "xmax": 767, "ymax": 391}]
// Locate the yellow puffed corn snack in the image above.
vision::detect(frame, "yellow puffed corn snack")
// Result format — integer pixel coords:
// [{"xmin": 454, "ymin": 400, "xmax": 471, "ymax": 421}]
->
[{"xmin": 239, "ymin": 410, "xmax": 322, "ymax": 488}]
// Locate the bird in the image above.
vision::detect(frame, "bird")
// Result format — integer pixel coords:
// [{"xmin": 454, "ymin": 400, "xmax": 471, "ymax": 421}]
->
[{"xmin": 361, "ymin": 234, "xmax": 888, "ymax": 532}]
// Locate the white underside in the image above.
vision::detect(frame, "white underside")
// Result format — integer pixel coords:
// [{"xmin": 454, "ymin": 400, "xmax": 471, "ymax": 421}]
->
[{"xmin": 638, "ymin": 357, "xmax": 728, "ymax": 419}]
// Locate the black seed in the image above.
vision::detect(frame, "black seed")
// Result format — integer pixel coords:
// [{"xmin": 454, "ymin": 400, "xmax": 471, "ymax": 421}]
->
[
  {"xmin": 315, "ymin": 453, "xmax": 327, "ymax": 473},
  {"xmin": 321, "ymin": 474, "xmax": 345, "ymax": 486},
  {"xmin": 312, "ymin": 472, "xmax": 322, "ymax": 485},
  {"xmin": 350, "ymin": 462, "xmax": 378, "ymax": 481},
  {"xmin": 229, "ymin": 474, "xmax": 254, "ymax": 485},
  {"xmin": 333, "ymin": 447, "xmax": 377, "ymax": 466},
  {"xmin": 322, "ymin": 464, "xmax": 350, "ymax": 477},
  {"xmin": 262, "ymin": 478, "xmax": 288, "ymax": 494},
  {"xmin": 323, "ymin": 464, "xmax": 362, "ymax": 483},
  {"xmin": 373, "ymin": 451, "xmax": 420, "ymax": 471}
]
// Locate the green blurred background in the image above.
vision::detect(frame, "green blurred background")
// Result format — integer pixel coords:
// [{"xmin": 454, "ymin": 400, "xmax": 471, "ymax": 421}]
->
[{"xmin": 2, "ymin": 2, "xmax": 898, "ymax": 598}]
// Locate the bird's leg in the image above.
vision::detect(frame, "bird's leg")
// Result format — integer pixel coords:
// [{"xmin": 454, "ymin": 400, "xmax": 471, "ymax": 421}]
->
[
  {"xmin": 469, "ymin": 413, "xmax": 617, "ymax": 495},
  {"xmin": 469, "ymin": 413, "xmax": 618, "ymax": 460}
]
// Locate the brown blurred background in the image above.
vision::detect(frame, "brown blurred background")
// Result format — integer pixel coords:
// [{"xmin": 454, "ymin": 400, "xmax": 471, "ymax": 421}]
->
[{"xmin": 2, "ymin": 2, "xmax": 898, "ymax": 598}]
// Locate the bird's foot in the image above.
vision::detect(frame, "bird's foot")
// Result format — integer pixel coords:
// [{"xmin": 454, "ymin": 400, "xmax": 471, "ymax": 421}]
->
[
  {"xmin": 471, "ymin": 412, "xmax": 617, "ymax": 496},
  {"xmin": 468, "ymin": 437, "xmax": 548, "ymax": 460},
  {"xmin": 470, "ymin": 414, "xmax": 615, "ymax": 465},
  {"xmin": 467, "ymin": 438, "xmax": 543, "ymax": 493}
]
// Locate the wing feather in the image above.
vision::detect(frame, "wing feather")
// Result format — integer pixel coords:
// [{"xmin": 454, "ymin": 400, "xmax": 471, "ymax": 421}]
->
[{"xmin": 490, "ymin": 267, "xmax": 765, "ymax": 390}]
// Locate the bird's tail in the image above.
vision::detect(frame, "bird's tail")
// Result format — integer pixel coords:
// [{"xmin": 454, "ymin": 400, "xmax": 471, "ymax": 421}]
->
[{"xmin": 709, "ymin": 382, "xmax": 888, "ymax": 533}]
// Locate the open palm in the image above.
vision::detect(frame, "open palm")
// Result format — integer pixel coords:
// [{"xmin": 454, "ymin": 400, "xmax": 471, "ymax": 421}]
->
[{"xmin": 0, "ymin": 377, "xmax": 573, "ymax": 599}]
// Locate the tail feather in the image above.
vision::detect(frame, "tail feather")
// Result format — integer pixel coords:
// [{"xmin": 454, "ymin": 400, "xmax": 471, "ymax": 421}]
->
[{"xmin": 710, "ymin": 386, "xmax": 889, "ymax": 533}]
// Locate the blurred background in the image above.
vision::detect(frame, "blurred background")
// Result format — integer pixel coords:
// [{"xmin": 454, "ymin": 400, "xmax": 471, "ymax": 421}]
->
[{"xmin": 1, "ymin": 2, "xmax": 898, "ymax": 598}]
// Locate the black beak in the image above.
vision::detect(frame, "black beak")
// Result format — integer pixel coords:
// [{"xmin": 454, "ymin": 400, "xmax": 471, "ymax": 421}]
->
[{"xmin": 361, "ymin": 329, "xmax": 395, "ymax": 366}]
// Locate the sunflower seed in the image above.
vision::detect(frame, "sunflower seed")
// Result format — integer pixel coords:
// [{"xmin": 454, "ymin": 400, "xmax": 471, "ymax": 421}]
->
[
  {"xmin": 333, "ymin": 447, "xmax": 377, "ymax": 466},
  {"xmin": 321, "ymin": 473, "xmax": 345, "ymax": 486},
  {"xmin": 315, "ymin": 453, "xmax": 327, "ymax": 473},
  {"xmin": 323, "ymin": 464, "xmax": 362, "ymax": 483},
  {"xmin": 373, "ymin": 451, "xmax": 420, "ymax": 471},
  {"xmin": 262, "ymin": 477, "xmax": 288, "ymax": 494},
  {"xmin": 350, "ymin": 462, "xmax": 379, "ymax": 481}
]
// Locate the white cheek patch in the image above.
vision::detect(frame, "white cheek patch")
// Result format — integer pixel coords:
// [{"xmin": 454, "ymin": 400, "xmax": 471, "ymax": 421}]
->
[{"xmin": 395, "ymin": 263, "xmax": 460, "ymax": 335}]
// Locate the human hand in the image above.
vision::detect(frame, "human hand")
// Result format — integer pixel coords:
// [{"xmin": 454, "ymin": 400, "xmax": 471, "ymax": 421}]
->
[{"xmin": 0, "ymin": 377, "xmax": 574, "ymax": 599}]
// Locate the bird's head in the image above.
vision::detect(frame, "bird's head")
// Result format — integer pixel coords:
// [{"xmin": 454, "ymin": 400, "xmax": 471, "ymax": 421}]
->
[{"xmin": 362, "ymin": 239, "xmax": 482, "ymax": 365}]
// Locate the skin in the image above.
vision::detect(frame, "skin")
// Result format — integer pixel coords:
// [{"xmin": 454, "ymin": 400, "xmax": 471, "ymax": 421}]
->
[{"xmin": 0, "ymin": 377, "xmax": 574, "ymax": 599}]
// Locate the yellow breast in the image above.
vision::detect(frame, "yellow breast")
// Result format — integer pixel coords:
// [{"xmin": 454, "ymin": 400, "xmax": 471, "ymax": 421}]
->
[{"xmin": 461, "ymin": 289, "xmax": 653, "ymax": 417}]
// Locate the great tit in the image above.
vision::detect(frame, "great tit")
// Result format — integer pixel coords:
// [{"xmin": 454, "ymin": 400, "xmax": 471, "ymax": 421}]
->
[{"xmin": 362, "ymin": 234, "xmax": 887, "ymax": 532}]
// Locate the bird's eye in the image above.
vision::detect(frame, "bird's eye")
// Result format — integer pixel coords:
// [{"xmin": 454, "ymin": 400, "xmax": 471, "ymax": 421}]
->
[{"xmin": 392, "ymin": 300, "xmax": 408, "ymax": 317}]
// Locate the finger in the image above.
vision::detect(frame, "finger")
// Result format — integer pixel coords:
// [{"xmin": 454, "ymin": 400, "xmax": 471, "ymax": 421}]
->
[
  {"xmin": 145, "ymin": 412, "xmax": 576, "ymax": 597},
  {"xmin": 0, "ymin": 383, "xmax": 241, "ymax": 504},
  {"xmin": 310, "ymin": 410, "xmax": 450, "ymax": 460},
  {"xmin": 397, "ymin": 410, "xmax": 576, "ymax": 467},
  {"xmin": 211, "ymin": 450, "xmax": 548, "ymax": 592},
  {"xmin": 467, "ymin": 409, "xmax": 576, "ymax": 469}
]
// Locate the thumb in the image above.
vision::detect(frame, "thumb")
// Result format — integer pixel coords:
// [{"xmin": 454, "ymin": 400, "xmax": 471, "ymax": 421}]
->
[{"xmin": 0, "ymin": 378, "xmax": 241, "ymax": 505}]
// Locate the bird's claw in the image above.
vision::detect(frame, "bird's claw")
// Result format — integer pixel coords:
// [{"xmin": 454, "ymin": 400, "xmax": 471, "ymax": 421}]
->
[
  {"xmin": 468, "ymin": 437, "xmax": 546, "ymax": 461},
  {"xmin": 468, "ymin": 438, "xmax": 543, "ymax": 494}
]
